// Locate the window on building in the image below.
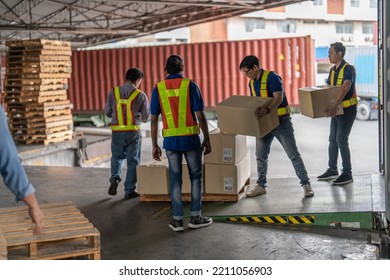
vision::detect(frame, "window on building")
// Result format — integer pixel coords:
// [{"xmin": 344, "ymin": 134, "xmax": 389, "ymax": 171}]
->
[
  {"xmin": 277, "ymin": 20, "xmax": 296, "ymax": 33},
  {"xmin": 244, "ymin": 18, "xmax": 265, "ymax": 32},
  {"xmin": 312, "ymin": 0, "xmax": 323, "ymax": 5},
  {"xmin": 350, "ymin": 0, "xmax": 360, "ymax": 7},
  {"xmin": 362, "ymin": 22, "xmax": 373, "ymax": 34},
  {"xmin": 370, "ymin": 0, "xmax": 377, "ymax": 8},
  {"xmin": 336, "ymin": 22, "xmax": 354, "ymax": 34}
]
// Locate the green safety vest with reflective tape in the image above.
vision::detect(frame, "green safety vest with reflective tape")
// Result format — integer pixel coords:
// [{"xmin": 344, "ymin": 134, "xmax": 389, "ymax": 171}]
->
[
  {"xmin": 330, "ymin": 63, "xmax": 358, "ymax": 108},
  {"xmin": 110, "ymin": 87, "xmax": 141, "ymax": 132},
  {"xmin": 249, "ymin": 70, "xmax": 291, "ymax": 116}
]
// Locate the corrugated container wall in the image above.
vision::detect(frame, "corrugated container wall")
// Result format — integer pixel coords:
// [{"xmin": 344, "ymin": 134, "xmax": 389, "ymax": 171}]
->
[{"xmin": 68, "ymin": 36, "xmax": 315, "ymax": 113}]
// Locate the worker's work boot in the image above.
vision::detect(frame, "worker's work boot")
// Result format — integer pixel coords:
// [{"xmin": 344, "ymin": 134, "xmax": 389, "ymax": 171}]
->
[
  {"xmin": 108, "ymin": 178, "xmax": 121, "ymax": 196},
  {"xmin": 303, "ymin": 183, "xmax": 314, "ymax": 197},
  {"xmin": 246, "ymin": 184, "xmax": 267, "ymax": 197},
  {"xmin": 317, "ymin": 169, "xmax": 339, "ymax": 181}
]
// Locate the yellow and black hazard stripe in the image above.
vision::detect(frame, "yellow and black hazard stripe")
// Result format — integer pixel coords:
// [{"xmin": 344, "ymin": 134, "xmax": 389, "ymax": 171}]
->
[{"xmin": 226, "ymin": 215, "xmax": 315, "ymax": 225}]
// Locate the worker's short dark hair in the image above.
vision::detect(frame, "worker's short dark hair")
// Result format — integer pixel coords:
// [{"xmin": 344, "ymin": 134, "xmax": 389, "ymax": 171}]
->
[
  {"xmin": 165, "ymin": 55, "xmax": 184, "ymax": 74},
  {"xmin": 330, "ymin": 42, "xmax": 346, "ymax": 58},
  {"xmin": 125, "ymin": 68, "xmax": 144, "ymax": 82},
  {"xmin": 240, "ymin": 55, "xmax": 260, "ymax": 70}
]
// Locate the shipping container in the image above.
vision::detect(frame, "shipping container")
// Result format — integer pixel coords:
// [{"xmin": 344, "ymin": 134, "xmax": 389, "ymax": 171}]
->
[{"xmin": 68, "ymin": 36, "xmax": 315, "ymax": 113}]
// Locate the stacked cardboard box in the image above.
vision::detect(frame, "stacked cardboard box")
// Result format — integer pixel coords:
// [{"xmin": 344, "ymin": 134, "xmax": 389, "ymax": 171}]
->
[
  {"xmin": 137, "ymin": 158, "xmax": 198, "ymax": 195},
  {"xmin": 298, "ymin": 85, "xmax": 343, "ymax": 118},
  {"xmin": 3, "ymin": 39, "xmax": 74, "ymax": 145},
  {"xmin": 204, "ymin": 128, "xmax": 250, "ymax": 195}
]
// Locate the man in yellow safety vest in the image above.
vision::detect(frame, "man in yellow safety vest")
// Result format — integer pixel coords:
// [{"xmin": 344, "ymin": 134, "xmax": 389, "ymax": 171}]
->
[
  {"xmin": 317, "ymin": 42, "xmax": 357, "ymax": 185},
  {"xmin": 150, "ymin": 55, "xmax": 212, "ymax": 232},
  {"xmin": 105, "ymin": 68, "xmax": 150, "ymax": 199},
  {"xmin": 240, "ymin": 55, "xmax": 314, "ymax": 198}
]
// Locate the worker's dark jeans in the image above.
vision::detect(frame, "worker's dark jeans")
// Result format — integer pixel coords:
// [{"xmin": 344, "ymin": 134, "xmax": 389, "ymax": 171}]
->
[
  {"xmin": 166, "ymin": 148, "xmax": 203, "ymax": 220},
  {"xmin": 328, "ymin": 106, "xmax": 357, "ymax": 175},
  {"xmin": 110, "ymin": 131, "xmax": 141, "ymax": 194},
  {"xmin": 255, "ymin": 114, "xmax": 310, "ymax": 187}
]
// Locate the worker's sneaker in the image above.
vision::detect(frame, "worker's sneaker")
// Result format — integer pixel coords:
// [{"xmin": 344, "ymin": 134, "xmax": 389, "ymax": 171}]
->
[
  {"xmin": 169, "ymin": 219, "xmax": 184, "ymax": 232},
  {"xmin": 303, "ymin": 183, "xmax": 314, "ymax": 197},
  {"xmin": 188, "ymin": 215, "xmax": 213, "ymax": 229},
  {"xmin": 332, "ymin": 173, "xmax": 353, "ymax": 185},
  {"xmin": 124, "ymin": 191, "xmax": 139, "ymax": 199},
  {"xmin": 317, "ymin": 169, "xmax": 339, "ymax": 181},
  {"xmin": 246, "ymin": 184, "xmax": 267, "ymax": 197},
  {"xmin": 108, "ymin": 179, "xmax": 121, "ymax": 196}
]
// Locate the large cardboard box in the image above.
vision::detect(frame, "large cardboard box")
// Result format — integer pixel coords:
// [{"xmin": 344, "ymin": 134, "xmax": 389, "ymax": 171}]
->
[
  {"xmin": 216, "ymin": 95, "xmax": 279, "ymax": 138},
  {"xmin": 204, "ymin": 152, "xmax": 251, "ymax": 194},
  {"xmin": 298, "ymin": 85, "xmax": 344, "ymax": 118},
  {"xmin": 137, "ymin": 159, "xmax": 169, "ymax": 194},
  {"xmin": 204, "ymin": 128, "xmax": 247, "ymax": 165}
]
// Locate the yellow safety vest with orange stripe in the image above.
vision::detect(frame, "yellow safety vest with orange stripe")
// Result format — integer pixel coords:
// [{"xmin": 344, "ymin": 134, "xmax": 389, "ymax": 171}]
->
[
  {"xmin": 110, "ymin": 87, "xmax": 141, "ymax": 132},
  {"xmin": 330, "ymin": 63, "xmax": 358, "ymax": 108},
  {"xmin": 157, "ymin": 78, "xmax": 200, "ymax": 137},
  {"xmin": 249, "ymin": 70, "xmax": 291, "ymax": 116}
]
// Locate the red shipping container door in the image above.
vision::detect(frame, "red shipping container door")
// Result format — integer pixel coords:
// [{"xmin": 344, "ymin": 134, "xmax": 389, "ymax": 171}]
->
[{"xmin": 68, "ymin": 36, "xmax": 315, "ymax": 113}]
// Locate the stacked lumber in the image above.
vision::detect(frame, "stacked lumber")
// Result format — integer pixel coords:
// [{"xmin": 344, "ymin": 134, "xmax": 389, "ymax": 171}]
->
[{"xmin": 4, "ymin": 39, "xmax": 74, "ymax": 145}]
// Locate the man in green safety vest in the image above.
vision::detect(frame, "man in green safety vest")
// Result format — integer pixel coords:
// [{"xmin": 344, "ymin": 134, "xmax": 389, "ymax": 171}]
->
[
  {"xmin": 317, "ymin": 42, "xmax": 357, "ymax": 185},
  {"xmin": 105, "ymin": 68, "xmax": 150, "ymax": 199},
  {"xmin": 150, "ymin": 55, "xmax": 212, "ymax": 232},
  {"xmin": 240, "ymin": 55, "xmax": 314, "ymax": 198}
]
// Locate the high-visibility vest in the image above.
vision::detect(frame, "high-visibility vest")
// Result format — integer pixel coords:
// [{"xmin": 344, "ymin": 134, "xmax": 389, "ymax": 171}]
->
[
  {"xmin": 249, "ymin": 70, "xmax": 291, "ymax": 116},
  {"xmin": 330, "ymin": 63, "xmax": 358, "ymax": 108},
  {"xmin": 157, "ymin": 78, "xmax": 200, "ymax": 137},
  {"xmin": 110, "ymin": 87, "xmax": 141, "ymax": 132}
]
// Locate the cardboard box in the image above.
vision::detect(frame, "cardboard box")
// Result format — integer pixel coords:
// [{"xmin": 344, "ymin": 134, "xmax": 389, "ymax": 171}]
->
[
  {"xmin": 216, "ymin": 95, "xmax": 279, "ymax": 138},
  {"xmin": 298, "ymin": 85, "xmax": 344, "ymax": 118},
  {"xmin": 204, "ymin": 128, "xmax": 247, "ymax": 165},
  {"xmin": 204, "ymin": 152, "xmax": 251, "ymax": 194},
  {"xmin": 137, "ymin": 159, "xmax": 169, "ymax": 194}
]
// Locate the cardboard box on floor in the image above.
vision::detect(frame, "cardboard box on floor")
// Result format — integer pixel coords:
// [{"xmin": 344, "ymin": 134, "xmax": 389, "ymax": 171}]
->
[
  {"xmin": 204, "ymin": 151, "xmax": 251, "ymax": 194},
  {"xmin": 204, "ymin": 128, "xmax": 247, "ymax": 165},
  {"xmin": 216, "ymin": 95, "xmax": 279, "ymax": 138},
  {"xmin": 137, "ymin": 159, "xmax": 169, "ymax": 194},
  {"xmin": 298, "ymin": 85, "xmax": 343, "ymax": 118}
]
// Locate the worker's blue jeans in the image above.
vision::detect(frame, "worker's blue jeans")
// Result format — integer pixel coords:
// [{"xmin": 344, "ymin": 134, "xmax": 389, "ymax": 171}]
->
[
  {"xmin": 166, "ymin": 148, "xmax": 203, "ymax": 220},
  {"xmin": 110, "ymin": 131, "xmax": 141, "ymax": 194},
  {"xmin": 328, "ymin": 106, "xmax": 357, "ymax": 175},
  {"xmin": 256, "ymin": 115, "xmax": 310, "ymax": 187}
]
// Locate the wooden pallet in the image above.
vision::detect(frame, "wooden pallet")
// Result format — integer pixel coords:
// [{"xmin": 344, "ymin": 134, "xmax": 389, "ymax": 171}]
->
[
  {"xmin": 6, "ymin": 39, "xmax": 71, "ymax": 49},
  {"xmin": 7, "ymin": 55, "xmax": 71, "ymax": 63},
  {"xmin": 6, "ymin": 72, "xmax": 71, "ymax": 79},
  {"xmin": 140, "ymin": 178, "xmax": 250, "ymax": 202},
  {"xmin": 0, "ymin": 201, "xmax": 100, "ymax": 260}
]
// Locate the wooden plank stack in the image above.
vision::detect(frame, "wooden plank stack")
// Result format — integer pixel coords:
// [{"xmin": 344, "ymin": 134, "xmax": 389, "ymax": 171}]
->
[
  {"xmin": 4, "ymin": 39, "xmax": 74, "ymax": 145},
  {"xmin": 0, "ymin": 201, "xmax": 100, "ymax": 260}
]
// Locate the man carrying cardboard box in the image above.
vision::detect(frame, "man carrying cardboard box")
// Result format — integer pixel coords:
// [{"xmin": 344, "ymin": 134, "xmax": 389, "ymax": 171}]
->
[
  {"xmin": 317, "ymin": 42, "xmax": 357, "ymax": 185},
  {"xmin": 150, "ymin": 55, "xmax": 212, "ymax": 232},
  {"xmin": 239, "ymin": 55, "xmax": 314, "ymax": 198}
]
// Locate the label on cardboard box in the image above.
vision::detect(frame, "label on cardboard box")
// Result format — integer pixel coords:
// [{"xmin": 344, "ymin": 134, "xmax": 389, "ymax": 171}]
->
[
  {"xmin": 224, "ymin": 177, "xmax": 234, "ymax": 192},
  {"xmin": 223, "ymin": 148, "xmax": 233, "ymax": 162}
]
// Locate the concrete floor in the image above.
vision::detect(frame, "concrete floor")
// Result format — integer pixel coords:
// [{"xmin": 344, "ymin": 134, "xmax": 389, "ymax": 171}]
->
[{"xmin": 0, "ymin": 114, "xmax": 384, "ymax": 259}]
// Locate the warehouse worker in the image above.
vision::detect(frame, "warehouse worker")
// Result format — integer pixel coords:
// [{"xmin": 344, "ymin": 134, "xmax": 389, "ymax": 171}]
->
[
  {"xmin": 317, "ymin": 42, "xmax": 357, "ymax": 185},
  {"xmin": 239, "ymin": 55, "xmax": 314, "ymax": 198},
  {"xmin": 0, "ymin": 105, "xmax": 44, "ymax": 234},
  {"xmin": 150, "ymin": 55, "xmax": 212, "ymax": 232},
  {"xmin": 105, "ymin": 68, "xmax": 150, "ymax": 199}
]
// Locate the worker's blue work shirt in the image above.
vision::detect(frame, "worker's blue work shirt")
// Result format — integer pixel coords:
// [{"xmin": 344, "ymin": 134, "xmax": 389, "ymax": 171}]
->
[
  {"xmin": 248, "ymin": 71, "xmax": 289, "ymax": 108},
  {"xmin": 326, "ymin": 59, "xmax": 356, "ymax": 101},
  {"xmin": 150, "ymin": 74, "xmax": 204, "ymax": 151}
]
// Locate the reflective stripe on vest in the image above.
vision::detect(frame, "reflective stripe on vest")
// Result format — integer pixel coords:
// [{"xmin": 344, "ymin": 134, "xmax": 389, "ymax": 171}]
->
[
  {"xmin": 330, "ymin": 63, "xmax": 358, "ymax": 108},
  {"xmin": 157, "ymin": 78, "xmax": 200, "ymax": 137},
  {"xmin": 110, "ymin": 87, "xmax": 141, "ymax": 131},
  {"xmin": 249, "ymin": 70, "xmax": 290, "ymax": 116}
]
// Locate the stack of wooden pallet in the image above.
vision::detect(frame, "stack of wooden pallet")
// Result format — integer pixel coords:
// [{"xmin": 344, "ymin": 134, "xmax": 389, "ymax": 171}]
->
[{"xmin": 4, "ymin": 39, "xmax": 74, "ymax": 145}]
